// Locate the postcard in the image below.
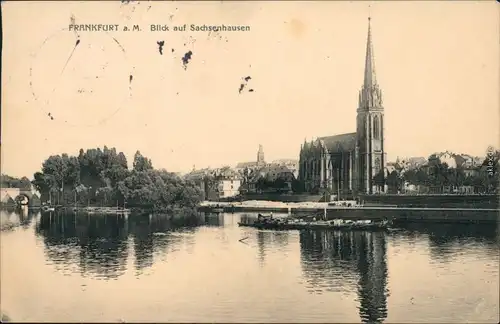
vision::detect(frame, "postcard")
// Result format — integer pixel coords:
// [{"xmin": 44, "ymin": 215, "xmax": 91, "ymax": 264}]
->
[{"xmin": 1, "ymin": 1, "xmax": 499, "ymax": 323}]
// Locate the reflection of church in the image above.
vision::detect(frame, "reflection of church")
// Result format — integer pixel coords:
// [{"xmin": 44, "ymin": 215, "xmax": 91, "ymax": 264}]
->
[
  {"xmin": 299, "ymin": 230, "xmax": 388, "ymax": 323},
  {"xmin": 299, "ymin": 18, "xmax": 386, "ymax": 195}
]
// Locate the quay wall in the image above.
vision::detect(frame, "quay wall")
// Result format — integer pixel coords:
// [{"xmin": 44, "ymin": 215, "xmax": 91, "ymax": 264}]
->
[
  {"xmin": 241, "ymin": 193, "xmax": 324, "ymax": 202},
  {"xmin": 199, "ymin": 205, "xmax": 499, "ymax": 224},
  {"xmin": 359, "ymin": 194, "xmax": 499, "ymax": 209},
  {"xmin": 322, "ymin": 208, "xmax": 498, "ymax": 224},
  {"xmin": 241, "ymin": 193, "xmax": 499, "ymax": 209}
]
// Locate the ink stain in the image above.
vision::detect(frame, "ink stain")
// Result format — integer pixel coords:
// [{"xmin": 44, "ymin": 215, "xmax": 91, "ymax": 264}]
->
[
  {"xmin": 171, "ymin": 48, "xmax": 175, "ymax": 53},
  {"xmin": 48, "ymin": 112, "xmax": 54, "ymax": 120},
  {"xmin": 157, "ymin": 40, "xmax": 165, "ymax": 55},
  {"xmin": 182, "ymin": 51, "xmax": 193, "ymax": 70},
  {"xmin": 238, "ymin": 76, "xmax": 253, "ymax": 94}
]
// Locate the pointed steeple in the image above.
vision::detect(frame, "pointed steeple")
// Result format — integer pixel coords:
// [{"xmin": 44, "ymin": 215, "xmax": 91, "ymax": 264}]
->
[
  {"xmin": 363, "ymin": 17, "xmax": 377, "ymax": 88},
  {"xmin": 358, "ymin": 16, "xmax": 383, "ymax": 110}
]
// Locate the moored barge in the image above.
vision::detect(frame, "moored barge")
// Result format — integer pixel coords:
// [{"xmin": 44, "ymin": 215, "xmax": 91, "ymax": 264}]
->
[{"xmin": 238, "ymin": 214, "xmax": 392, "ymax": 231}]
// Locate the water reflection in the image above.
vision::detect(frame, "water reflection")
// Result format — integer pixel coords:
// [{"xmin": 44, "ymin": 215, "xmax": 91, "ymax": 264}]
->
[
  {"xmin": 34, "ymin": 212, "xmax": 204, "ymax": 280},
  {"xmin": 255, "ymin": 230, "xmax": 291, "ymax": 266},
  {"xmin": 0, "ymin": 207, "xmax": 35, "ymax": 231},
  {"xmin": 204, "ymin": 213, "xmax": 225, "ymax": 227},
  {"xmin": 36, "ymin": 213, "xmax": 129, "ymax": 279},
  {"xmin": 392, "ymin": 223, "xmax": 499, "ymax": 262},
  {"xmin": 1, "ymin": 210, "xmax": 499, "ymax": 322},
  {"xmin": 299, "ymin": 230, "xmax": 388, "ymax": 323}
]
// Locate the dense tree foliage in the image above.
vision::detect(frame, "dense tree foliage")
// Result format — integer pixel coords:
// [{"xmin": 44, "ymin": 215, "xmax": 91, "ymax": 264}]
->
[
  {"xmin": 1, "ymin": 174, "xmax": 32, "ymax": 190},
  {"xmin": 255, "ymin": 177, "xmax": 290, "ymax": 193},
  {"xmin": 373, "ymin": 150, "xmax": 500, "ymax": 194},
  {"xmin": 31, "ymin": 147, "xmax": 203, "ymax": 212}
]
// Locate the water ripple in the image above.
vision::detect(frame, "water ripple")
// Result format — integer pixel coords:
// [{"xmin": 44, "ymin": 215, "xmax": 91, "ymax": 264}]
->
[{"xmin": 1, "ymin": 211, "xmax": 498, "ymax": 323}]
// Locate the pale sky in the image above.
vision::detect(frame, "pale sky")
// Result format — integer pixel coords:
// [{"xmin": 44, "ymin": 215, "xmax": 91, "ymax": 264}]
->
[{"xmin": 1, "ymin": 1, "xmax": 499, "ymax": 178}]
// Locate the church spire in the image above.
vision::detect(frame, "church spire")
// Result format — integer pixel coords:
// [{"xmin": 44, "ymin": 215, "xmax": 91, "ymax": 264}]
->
[{"xmin": 363, "ymin": 17, "xmax": 377, "ymax": 88}]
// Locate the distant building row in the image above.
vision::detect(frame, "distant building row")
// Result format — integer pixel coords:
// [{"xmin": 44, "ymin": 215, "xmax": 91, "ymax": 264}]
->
[{"xmin": 184, "ymin": 145, "xmax": 299, "ymax": 200}]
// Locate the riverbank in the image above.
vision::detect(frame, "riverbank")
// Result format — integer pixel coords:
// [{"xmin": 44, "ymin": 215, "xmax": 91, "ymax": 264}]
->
[
  {"xmin": 238, "ymin": 193, "xmax": 499, "ymax": 209},
  {"xmin": 198, "ymin": 201, "xmax": 499, "ymax": 224}
]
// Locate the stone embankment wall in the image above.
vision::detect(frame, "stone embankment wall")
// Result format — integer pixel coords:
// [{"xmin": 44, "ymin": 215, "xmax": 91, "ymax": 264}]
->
[
  {"xmin": 242, "ymin": 193, "xmax": 323, "ymax": 202},
  {"xmin": 359, "ymin": 194, "xmax": 499, "ymax": 209}
]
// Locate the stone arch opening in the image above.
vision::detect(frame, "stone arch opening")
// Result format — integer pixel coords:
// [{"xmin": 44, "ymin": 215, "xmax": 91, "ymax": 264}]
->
[{"xmin": 15, "ymin": 194, "xmax": 30, "ymax": 206}]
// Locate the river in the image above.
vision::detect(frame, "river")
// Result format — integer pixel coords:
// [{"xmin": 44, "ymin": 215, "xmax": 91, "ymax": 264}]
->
[{"xmin": 1, "ymin": 208, "xmax": 498, "ymax": 323}]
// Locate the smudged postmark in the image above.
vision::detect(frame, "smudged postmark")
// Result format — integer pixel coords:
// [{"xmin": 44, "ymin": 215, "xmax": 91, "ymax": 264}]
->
[{"xmin": 29, "ymin": 28, "xmax": 133, "ymax": 127}]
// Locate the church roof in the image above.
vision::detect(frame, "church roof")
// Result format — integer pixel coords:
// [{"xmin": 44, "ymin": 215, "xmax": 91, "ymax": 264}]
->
[
  {"xmin": 236, "ymin": 161, "xmax": 258, "ymax": 168},
  {"xmin": 318, "ymin": 132, "xmax": 357, "ymax": 153}
]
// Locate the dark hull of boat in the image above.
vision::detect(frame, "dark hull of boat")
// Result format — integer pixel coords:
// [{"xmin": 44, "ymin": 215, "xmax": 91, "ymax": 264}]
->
[{"xmin": 238, "ymin": 222, "xmax": 390, "ymax": 231}]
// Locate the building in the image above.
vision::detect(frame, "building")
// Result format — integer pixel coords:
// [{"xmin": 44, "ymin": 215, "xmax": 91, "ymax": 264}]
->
[
  {"xmin": 271, "ymin": 159, "xmax": 299, "ymax": 178},
  {"xmin": 427, "ymin": 151, "xmax": 458, "ymax": 169},
  {"xmin": 394, "ymin": 157, "xmax": 427, "ymax": 171},
  {"xmin": 235, "ymin": 144, "xmax": 266, "ymax": 171},
  {"xmin": 214, "ymin": 167, "xmax": 242, "ymax": 198},
  {"xmin": 299, "ymin": 18, "xmax": 386, "ymax": 195},
  {"xmin": 472, "ymin": 156, "xmax": 484, "ymax": 167},
  {"xmin": 184, "ymin": 166, "xmax": 242, "ymax": 201}
]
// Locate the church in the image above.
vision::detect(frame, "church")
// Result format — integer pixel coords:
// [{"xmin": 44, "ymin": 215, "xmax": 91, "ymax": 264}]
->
[{"xmin": 298, "ymin": 18, "xmax": 386, "ymax": 196}]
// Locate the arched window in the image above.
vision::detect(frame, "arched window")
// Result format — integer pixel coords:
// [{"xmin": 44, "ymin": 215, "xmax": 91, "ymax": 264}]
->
[
  {"xmin": 374, "ymin": 157, "xmax": 381, "ymax": 171},
  {"xmin": 373, "ymin": 115, "xmax": 380, "ymax": 140}
]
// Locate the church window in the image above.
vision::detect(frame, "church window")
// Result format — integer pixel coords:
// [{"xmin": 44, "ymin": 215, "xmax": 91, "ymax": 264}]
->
[{"xmin": 373, "ymin": 115, "xmax": 380, "ymax": 140}]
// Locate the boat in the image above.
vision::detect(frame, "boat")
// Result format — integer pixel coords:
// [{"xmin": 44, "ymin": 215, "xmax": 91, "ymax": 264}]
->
[{"xmin": 238, "ymin": 217, "xmax": 392, "ymax": 231}]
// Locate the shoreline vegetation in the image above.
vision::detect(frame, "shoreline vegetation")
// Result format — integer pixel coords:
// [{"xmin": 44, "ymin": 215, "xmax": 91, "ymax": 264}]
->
[{"xmin": 29, "ymin": 147, "xmax": 203, "ymax": 217}]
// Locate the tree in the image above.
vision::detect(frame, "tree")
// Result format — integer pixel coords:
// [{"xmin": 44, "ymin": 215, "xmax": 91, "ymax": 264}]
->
[
  {"xmin": 256, "ymin": 177, "xmax": 272, "ymax": 191},
  {"xmin": 32, "ymin": 172, "xmax": 50, "ymax": 193},
  {"xmin": 32, "ymin": 146, "xmax": 203, "ymax": 211},
  {"xmin": 386, "ymin": 171, "xmax": 399, "ymax": 193},
  {"xmin": 273, "ymin": 178, "xmax": 288, "ymax": 192},
  {"xmin": 133, "ymin": 151, "xmax": 153, "ymax": 172},
  {"xmin": 373, "ymin": 170, "xmax": 385, "ymax": 191},
  {"xmin": 291, "ymin": 179, "xmax": 305, "ymax": 193},
  {"xmin": 1, "ymin": 174, "xmax": 30, "ymax": 189},
  {"xmin": 19, "ymin": 177, "xmax": 32, "ymax": 190}
]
